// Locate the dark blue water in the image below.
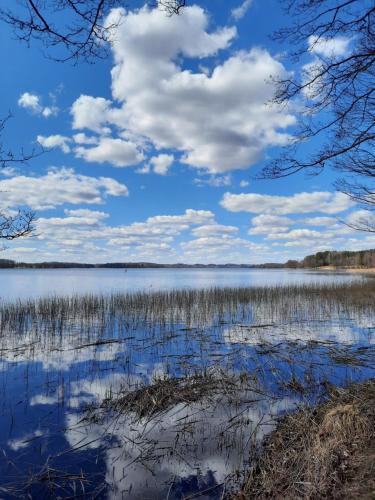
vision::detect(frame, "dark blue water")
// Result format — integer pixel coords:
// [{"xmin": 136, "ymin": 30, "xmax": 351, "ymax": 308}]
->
[{"xmin": 0, "ymin": 271, "xmax": 373, "ymax": 498}]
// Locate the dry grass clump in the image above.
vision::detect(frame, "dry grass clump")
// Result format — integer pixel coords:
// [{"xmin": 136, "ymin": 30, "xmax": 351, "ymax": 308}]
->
[
  {"xmin": 236, "ymin": 379, "xmax": 375, "ymax": 499},
  {"xmin": 101, "ymin": 372, "xmax": 239, "ymax": 419}
]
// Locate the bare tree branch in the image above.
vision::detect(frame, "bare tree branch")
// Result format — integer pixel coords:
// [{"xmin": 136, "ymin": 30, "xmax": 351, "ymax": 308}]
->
[
  {"xmin": 0, "ymin": 114, "xmax": 40, "ymax": 241},
  {"xmin": 0, "ymin": 112, "xmax": 45, "ymax": 169},
  {"xmin": 0, "ymin": 0, "xmax": 187, "ymax": 62},
  {"xmin": 261, "ymin": 1, "xmax": 375, "ymax": 231},
  {"xmin": 0, "ymin": 210, "xmax": 35, "ymax": 240}
]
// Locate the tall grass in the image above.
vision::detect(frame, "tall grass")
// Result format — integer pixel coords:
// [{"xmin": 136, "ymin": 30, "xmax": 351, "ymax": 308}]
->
[{"xmin": 0, "ymin": 280, "xmax": 374, "ymax": 337}]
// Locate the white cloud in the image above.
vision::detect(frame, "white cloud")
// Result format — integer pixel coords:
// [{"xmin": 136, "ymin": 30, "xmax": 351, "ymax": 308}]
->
[
  {"xmin": 0, "ymin": 167, "xmax": 18, "ymax": 177},
  {"xmin": 106, "ymin": 209, "xmax": 216, "ymax": 249},
  {"xmin": 64, "ymin": 208, "xmax": 109, "ymax": 220},
  {"xmin": 37, "ymin": 134, "xmax": 71, "ymax": 153},
  {"xmin": 18, "ymin": 92, "xmax": 41, "ymax": 113},
  {"xmin": 268, "ymin": 228, "xmax": 328, "ymax": 241},
  {"xmin": 302, "ymin": 216, "xmax": 337, "ymax": 227},
  {"xmin": 0, "ymin": 168, "xmax": 128, "ymax": 210},
  {"xmin": 302, "ymin": 36, "xmax": 352, "ymax": 99},
  {"xmin": 191, "ymin": 223, "xmax": 238, "ymax": 237},
  {"xmin": 42, "ymin": 106, "xmax": 59, "ymax": 118},
  {"xmin": 75, "ymin": 137, "xmax": 144, "ymax": 167},
  {"xmin": 181, "ymin": 235, "xmax": 263, "ymax": 254},
  {"xmin": 25, "ymin": 208, "xmax": 219, "ymax": 263},
  {"xmin": 18, "ymin": 92, "xmax": 58, "ymax": 117},
  {"xmin": 149, "ymin": 154, "xmax": 174, "ymax": 175},
  {"xmin": 71, "ymin": 95, "xmax": 112, "ymax": 133},
  {"xmin": 65, "ymin": 6, "xmax": 294, "ymax": 173},
  {"xmin": 8, "ymin": 247, "xmax": 37, "ymax": 253},
  {"xmin": 231, "ymin": 0, "xmax": 253, "ymax": 20},
  {"xmin": 308, "ymin": 35, "xmax": 351, "ymax": 58},
  {"xmin": 145, "ymin": 209, "xmax": 214, "ymax": 228},
  {"xmin": 221, "ymin": 191, "xmax": 352, "ymax": 215},
  {"xmin": 345, "ymin": 210, "xmax": 375, "ymax": 230},
  {"xmin": 194, "ymin": 175, "xmax": 232, "ymax": 187},
  {"xmin": 37, "ymin": 210, "xmax": 109, "ymax": 233},
  {"xmin": 73, "ymin": 133, "xmax": 99, "ymax": 145},
  {"xmin": 239, "ymin": 180, "xmax": 249, "ymax": 188},
  {"xmin": 249, "ymin": 214, "xmax": 293, "ymax": 235},
  {"xmin": 136, "ymin": 164, "xmax": 151, "ymax": 174}
]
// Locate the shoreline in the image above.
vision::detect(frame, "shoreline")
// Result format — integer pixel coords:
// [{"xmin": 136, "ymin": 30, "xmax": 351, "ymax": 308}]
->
[
  {"xmin": 235, "ymin": 379, "xmax": 375, "ymax": 499},
  {"xmin": 316, "ymin": 266, "xmax": 375, "ymax": 274}
]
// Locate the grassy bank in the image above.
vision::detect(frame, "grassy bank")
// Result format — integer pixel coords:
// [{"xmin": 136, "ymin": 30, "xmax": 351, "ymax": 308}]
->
[{"xmin": 236, "ymin": 379, "xmax": 375, "ymax": 499}]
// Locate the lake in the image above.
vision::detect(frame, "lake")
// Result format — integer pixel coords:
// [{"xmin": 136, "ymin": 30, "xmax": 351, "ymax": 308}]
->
[
  {"xmin": 0, "ymin": 269, "xmax": 373, "ymax": 498},
  {"xmin": 0, "ymin": 267, "xmax": 362, "ymax": 301}
]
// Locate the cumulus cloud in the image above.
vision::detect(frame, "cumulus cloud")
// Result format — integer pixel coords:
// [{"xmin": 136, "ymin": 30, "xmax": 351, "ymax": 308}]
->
[
  {"xmin": 231, "ymin": 0, "xmax": 253, "ymax": 20},
  {"xmin": 144, "ymin": 209, "xmax": 214, "ymax": 228},
  {"xmin": 18, "ymin": 92, "xmax": 58, "ymax": 117},
  {"xmin": 18, "ymin": 92, "xmax": 41, "ymax": 112},
  {"xmin": 65, "ymin": 6, "xmax": 294, "ymax": 173},
  {"xmin": 71, "ymin": 95, "xmax": 112, "ymax": 133},
  {"xmin": 37, "ymin": 210, "xmax": 109, "ymax": 232},
  {"xmin": 37, "ymin": 134, "xmax": 71, "ymax": 153},
  {"xmin": 267, "ymin": 228, "xmax": 329, "ymax": 241},
  {"xmin": 308, "ymin": 35, "xmax": 351, "ymax": 58},
  {"xmin": 221, "ymin": 191, "xmax": 352, "ymax": 215},
  {"xmin": 249, "ymin": 214, "xmax": 293, "ymax": 235},
  {"xmin": 302, "ymin": 216, "xmax": 338, "ymax": 227},
  {"xmin": 42, "ymin": 106, "xmax": 58, "ymax": 118},
  {"xmin": 107, "ymin": 209, "xmax": 216, "ymax": 249},
  {"xmin": 25, "ymin": 208, "xmax": 221, "ymax": 263},
  {"xmin": 345, "ymin": 210, "xmax": 375, "ymax": 231},
  {"xmin": 73, "ymin": 133, "xmax": 99, "ymax": 145},
  {"xmin": 302, "ymin": 36, "xmax": 352, "ymax": 99},
  {"xmin": 149, "ymin": 154, "xmax": 174, "ymax": 175},
  {"xmin": 75, "ymin": 137, "xmax": 144, "ymax": 167},
  {"xmin": 181, "ymin": 236, "xmax": 263, "ymax": 255},
  {"xmin": 191, "ymin": 223, "xmax": 238, "ymax": 237},
  {"xmin": 193, "ymin": 175, "xmax": 232, "ymax": 187},
  {"xmin": 0, "ymin": 168, "xmax": 128, "ymax": 210}
]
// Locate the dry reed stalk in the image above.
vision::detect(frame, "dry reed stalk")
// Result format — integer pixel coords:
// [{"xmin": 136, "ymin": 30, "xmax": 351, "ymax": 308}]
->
[{"xmin": 235, "ymin": 379, "xmax": 375, "ymax": 499}]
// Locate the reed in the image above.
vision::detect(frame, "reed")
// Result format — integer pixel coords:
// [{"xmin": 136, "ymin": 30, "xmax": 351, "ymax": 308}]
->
[{"xmin": 0, "ymin": 280, "xmax": 374, "ymax": 337}]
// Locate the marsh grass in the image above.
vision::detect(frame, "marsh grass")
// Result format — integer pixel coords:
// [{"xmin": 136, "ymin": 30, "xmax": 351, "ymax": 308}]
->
[
  {"xmin": 1, "ymin": 280, "xmax": 375, "ymax": 337},
  {"xmin": 236, "ymin": 379, "xmax": 375, "ymax": 500},
  {"xmin": 0, "ymin": 280, "xmax": 374, "ymax": 498}
]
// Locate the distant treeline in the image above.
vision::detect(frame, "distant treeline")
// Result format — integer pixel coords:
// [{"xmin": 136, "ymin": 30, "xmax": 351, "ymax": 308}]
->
[
  {"xmin": 300, "ymin": 249, "xmax": 375, "ymax": 269},
  {"xmin": 1, "ymin": 249, "xmax": 375, "ymax": 269},
  {"xmin": 0, "ymin": 260, "xmax": 256, "ymax": 269},
  {"xmin": 256, "ymin": 249, "xmax": 375, "ymax": 269}
]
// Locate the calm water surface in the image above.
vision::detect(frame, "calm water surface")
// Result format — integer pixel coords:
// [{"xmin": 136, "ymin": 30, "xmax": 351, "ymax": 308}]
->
[
  {"xmin": 0, "ymin": 267, "xmax": 362, "ymax": 301},
  {"xmin": 0, "ymin": 269, "xmax": 373, "ymax": 498}
]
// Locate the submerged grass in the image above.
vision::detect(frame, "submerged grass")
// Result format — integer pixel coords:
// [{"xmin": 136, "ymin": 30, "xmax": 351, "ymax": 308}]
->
[{"xmin": 236, "ymin": 379, "xmax": 375, "ymax": 500}]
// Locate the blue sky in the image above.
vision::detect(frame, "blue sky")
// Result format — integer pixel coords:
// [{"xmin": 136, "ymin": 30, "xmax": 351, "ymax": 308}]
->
[{"xmin": 0, "ymin": 0, "xmax": 373, "ymax": 264}]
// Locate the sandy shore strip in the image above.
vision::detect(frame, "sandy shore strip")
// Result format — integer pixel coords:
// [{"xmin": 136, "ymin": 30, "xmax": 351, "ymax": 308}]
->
[{"xmin": 315, "ymin": 266, "xmax": 375, "ymax": 274}]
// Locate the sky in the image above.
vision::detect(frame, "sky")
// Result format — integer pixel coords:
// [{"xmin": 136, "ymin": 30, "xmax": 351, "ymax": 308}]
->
[{"xmin": 1, "ymin": 0, "xmax": 374, "ymax": 264}]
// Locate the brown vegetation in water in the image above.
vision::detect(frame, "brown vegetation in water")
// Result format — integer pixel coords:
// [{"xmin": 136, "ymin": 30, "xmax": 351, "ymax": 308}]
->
[
  {"xmin": 235, "ymin": 379, "xmax": 375, "ymax": 500},
  {"xmin": 97, "ymin": 371, "xmax": 246, "ymax": 419}
]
